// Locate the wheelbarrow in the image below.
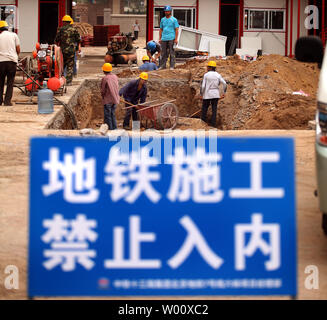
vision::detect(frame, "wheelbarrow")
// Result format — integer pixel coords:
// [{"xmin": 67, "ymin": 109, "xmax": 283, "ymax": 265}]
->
[{"xmin": 123, "ymin": 99, "xmax": 179, "ymax": 130}]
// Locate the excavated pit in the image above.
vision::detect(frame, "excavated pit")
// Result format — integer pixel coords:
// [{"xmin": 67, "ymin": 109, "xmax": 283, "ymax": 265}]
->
[
  {"xmin": 46, "ymin": 76, "xmax": 208, "ymax": 130},
  {"xmin": 47, "ymin": 54, "xmax": 319, "ymax": 131}
]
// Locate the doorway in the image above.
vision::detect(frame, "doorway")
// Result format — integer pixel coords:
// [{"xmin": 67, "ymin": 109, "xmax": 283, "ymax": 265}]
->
[
  {"xmin": 40, "ymin": 1, "xmax": 59, "ymax": 44},
  {"xmin": 220, "ymin": 1, "xmax": 240, "ymax": 55}
]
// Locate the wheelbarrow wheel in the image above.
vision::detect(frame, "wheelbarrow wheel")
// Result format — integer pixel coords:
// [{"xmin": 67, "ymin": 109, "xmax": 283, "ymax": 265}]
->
[{"xmin": 158, "ymin": 102, "xmax": 178, "ymax": 130}]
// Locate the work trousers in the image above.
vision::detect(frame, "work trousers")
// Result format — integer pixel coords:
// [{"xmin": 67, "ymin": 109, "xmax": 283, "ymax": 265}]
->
[
  {"xmin": 0, "ymin": 61, "xmax": 17, "ymax": 105},
  {"xmin": 123, "ymin": 102, "xmax": 138, "ymax": 128},
  {"xmin": 104, "ymin": 103, "xmax": 117, "ymax": 130},
  {"xmin": 201, "ymin": 98, "xmax": 219, "ymax": 127},
  {"xmin": 160, "ymin": 40, "xmax": 175, "ymax": 69},
  {"xmin": 63, "ymin": 53, "xmax": 74, "ymax": 84},
  {"xmin": 134, "ymin": 31, "xmax": 139, "ymax": 40}
]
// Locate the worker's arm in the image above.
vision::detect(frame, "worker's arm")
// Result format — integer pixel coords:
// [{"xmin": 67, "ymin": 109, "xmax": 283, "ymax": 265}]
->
[
  {"xmin": 159, "ymin": 28, "xmax": 163, "ymax": 43},
  {"xmin": 14, "ymin": 34, "xmax": 20, "ymax": 55},
  {"xmin": 140, "ymin": 86, "xmax": 147, "ymax": 104},
  {"xmin": 200, "ymin": 74, "xmax": 207, "ymax": 98},
  {"xmin": 174, "ymin": 28, "xmax": 179, "ymax": 45},
  {"xmin": 219, "ymin": 75, "xmax": 227, "ymax": 98},
  {"xmin": 146, "ymin": 49, "xmax": 152, "ymax": 59}
]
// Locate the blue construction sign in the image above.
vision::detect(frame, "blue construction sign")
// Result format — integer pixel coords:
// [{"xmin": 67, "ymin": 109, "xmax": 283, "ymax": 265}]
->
[{"xmin": 28, "ymin": 135, "xmax": 297, "ymax": 296}]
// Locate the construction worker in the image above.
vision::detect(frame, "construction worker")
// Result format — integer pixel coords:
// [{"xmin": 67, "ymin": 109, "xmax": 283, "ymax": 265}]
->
[
  {"xmin": 120, "ymin": 72, "xmax": 148, "ymax": 130},
  {"xmin": 5, "ymin": 9, "xmax": 14, "ymax": 32},
  {"xmin": 70, "ymin": 18, "xmax": 82, "ymax": 77},
  {"xmin": 132, "ymin": 19, "xmax": 140, "ymax": 40},
  {"xmin": 0, "ymin": 20, "xmax": 20, "ymax": 106},
  {"xmin": 55, "ymin": 15, "xmax": 80, "ymax": 86},
  {"xmin": 200, "ymin": 61, "xmax": 227, "ymax": 127},
  {"xmin": 101, "ymin": 63, "xmax": 119, "ymax": 130},
  {"xmin": 139, "ymin": 55, "xmax": 158, "ymax": 72},
  {"xmin": 146, "ymin": 40, "xmax": 161, "ymax": 64},
  {"xmin": 159, "ymin": 6, "xmax": 179, "ymax": 70}
]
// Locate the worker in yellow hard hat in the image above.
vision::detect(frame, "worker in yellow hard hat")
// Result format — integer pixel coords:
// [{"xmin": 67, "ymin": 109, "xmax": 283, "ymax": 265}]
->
[
  {"xmin": 139, "ymin": 55, "xmax": 158, "ymax": 72},
  {"xmin": 119, "ymin": 72, "xmax": 149, "ymax": 130},
  {"xmin": 199, "ymin": 60, "xmax": 227, "ymax": 127},
  {"xmin": 68, "ymin": 17, "xmax": 82, "ymax": 78},
  {"xmin": 101, "ymin": 63, "xmax": 120, "ymax": 130},
  {"xmin": 54, "ymin": 14, "xmax": 80, "ymax": 85},
  {"xmin": 0, "ymin": 20, "xmax": 20, "ymax": 106}
]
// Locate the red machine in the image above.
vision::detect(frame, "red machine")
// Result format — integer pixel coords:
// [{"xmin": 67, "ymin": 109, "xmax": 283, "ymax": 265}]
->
[{"xmin": 25, "ymin": 43, "xmax": 66, "ymax": 93}]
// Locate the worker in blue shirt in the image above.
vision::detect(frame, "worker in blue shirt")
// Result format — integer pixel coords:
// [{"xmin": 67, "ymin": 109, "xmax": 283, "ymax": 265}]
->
[
  {"xmin": 119, "ymin": 72, "xmax": 148, "ymax": 130},
  {"xmin": 146, "ymin": 40, "xmax": 161, "ymax": 64},
  {"xmin": 159, "ymin": 5, "xmax": 179, "ymax": 70},
  {"xmin": 139, "ymin": 55, "xmax": 158, "ymax": 72}
]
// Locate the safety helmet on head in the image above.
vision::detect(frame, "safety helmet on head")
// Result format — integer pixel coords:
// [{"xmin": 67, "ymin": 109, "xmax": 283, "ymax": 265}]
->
[
  {"xmin": 70, "ymin": 19, "xmax": 74, "ymax": 25},
  {"xmin": 147, "ymin": 41, "xmax": 156, "ymax": 51},
  {"xmin": 142, "ymin": 55, "xmax": 150, "ymax": 61},
  {"xmin": 139, "ymin": 72, "xmax": 148, "ymax": 81},
  {"xmin": 62, "ymin": 15, "xmax": 73, "ymax": 22},
  {"xmin": 0, "ymin": 20, "xmax": 8, "ymax": 29},
  {"xmin": 207, "ymin": 61, "xmax": 217, "ymax": 68},
  {"xmin": 102, "ymin": 63, "xmax": 112, "ymax": 72},
  {"xmin": 164, "ymin": 5, "xmax": 172, "ymax": 11}
]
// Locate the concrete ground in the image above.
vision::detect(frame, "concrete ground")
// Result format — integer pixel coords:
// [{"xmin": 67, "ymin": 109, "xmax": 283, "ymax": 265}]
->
[{"xmin": 0, "ymin": 46, "xmax": 327, "ymax": 300}]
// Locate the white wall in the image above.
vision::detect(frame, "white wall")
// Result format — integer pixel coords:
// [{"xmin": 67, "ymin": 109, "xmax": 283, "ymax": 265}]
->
[
  {"xmin": 154, "ymin": 0, "xmax": 197, "ymax": 6},
  {"xmin": 111, "ymin": 14, "xmax": 146, "ymax": 37},
  {"xmin": 244, "ymin": 0, "xmax": 285, "ymax": 8},
  {"xmin": 288, "ymin": 0, "xmax": 309, "ymax": 56},
  {"xmin": 198, "ymin": 0, "xmax": 219, "ymax": 34},
  {"xmin": 18, "ymin": 0, "xmax": 38, "ymax": 52}
]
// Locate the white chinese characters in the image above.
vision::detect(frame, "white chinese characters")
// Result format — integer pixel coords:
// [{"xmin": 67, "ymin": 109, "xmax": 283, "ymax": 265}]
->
[
  {"xmin": 167, "ymin": 148, "xmax": 224, "ymax": 203},
  {"xmin": 104, "ymin": 147, "xmax": 161, "ymax": 203},
  {"xmin": 42, "ymin": 148, "xmax": 99, "ymax": 203},
  {"xmin": 42, "ymin": 214, "xmax": 98, "ymax": 271},
  {"xmin": 235, "ymin": 214, "xmax": 280, "ymax": 271},
  {"xmin": 104, "ymin": 215, "xmax": 161, "ymax": 269}
]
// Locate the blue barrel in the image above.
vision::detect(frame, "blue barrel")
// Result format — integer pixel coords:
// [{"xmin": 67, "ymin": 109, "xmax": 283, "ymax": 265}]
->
[{"xmin": 38, "ymin": 83, "xmax": 54, "ymax": 114}]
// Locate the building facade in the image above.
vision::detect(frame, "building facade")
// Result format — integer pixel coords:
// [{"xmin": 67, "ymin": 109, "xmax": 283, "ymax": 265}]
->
[{"xmin": 146, "ymin": 0, "xmax": 326, "ymax": 56}]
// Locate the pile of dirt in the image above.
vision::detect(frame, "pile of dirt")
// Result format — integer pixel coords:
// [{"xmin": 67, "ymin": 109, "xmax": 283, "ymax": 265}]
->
[{"xmin": 116, "ymin": 54, "xmax": 319, "ymax": 130}]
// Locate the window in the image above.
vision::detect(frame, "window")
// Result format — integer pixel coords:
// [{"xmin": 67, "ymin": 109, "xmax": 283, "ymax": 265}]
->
[
  {"xmin": 154, "ymin": 7, "xmax": 196, "ymax": 29},
  {"xmin": 244, "ymin": 9, "xmax": 285, "ymax": 31},
  {"xmin": 124, "ymin": 0, "xmax": 146, "ymax": 14},
  {"xmin": 0, "ymin": 4, "xmax": 16, "ymax": 32}
]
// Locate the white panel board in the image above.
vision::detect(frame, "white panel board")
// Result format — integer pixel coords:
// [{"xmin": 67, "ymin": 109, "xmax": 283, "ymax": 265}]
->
[
  {"xmin": 177, "ymin": 26, "xmax": 226, "ymax": 52},
  {"xmin": 209, "ymin": 40, "xmax": 226, "ymax": 57},
  {"xmin": 136, "ymin": 48, "xmax": 148, "ymax": 66},
  {"xmin": 18, "ymin": 0, "xmax": 38, "ymax": 52},
  {"xmin": 241, "ymin": 37, "xmax": 262, "ymax": 50}
]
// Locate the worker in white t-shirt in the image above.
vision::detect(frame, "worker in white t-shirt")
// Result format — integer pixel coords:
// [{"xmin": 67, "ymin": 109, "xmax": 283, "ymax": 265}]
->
[{"xmin": 0, "ymin": 20, "xmax": 20, "ymax": 106}]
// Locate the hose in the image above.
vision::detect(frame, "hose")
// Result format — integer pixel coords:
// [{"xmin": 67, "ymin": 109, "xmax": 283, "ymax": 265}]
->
[{"xmin": 16, "ymin": 64, "xmax": 79, "ymax": 129}]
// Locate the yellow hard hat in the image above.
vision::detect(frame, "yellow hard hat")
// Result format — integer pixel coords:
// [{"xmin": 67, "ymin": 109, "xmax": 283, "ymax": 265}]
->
[
  {"xmin": 0, "ymin": 20, "xmax": 8, "ymax": 28},
  {"xmin": 142, "ymin": 55, "xmax": 150, "ymax": 61},
  {"xmin": 102, "ymin": 63, "xmax": 113, "ymax": 72},
  {"xmin": 139, "ymin": 72, "xmax": 148, "ymax": 80},
  {"xmin": 208, "ymin": 61, "xmax": 217, "ymax": 67},
  {"xmin": 70, "ymin": 19, "xmax": 74, "ymax": 25},
  {"xmin": 62, "ymin": 15, "xmax": 73, "ymax": 22}
]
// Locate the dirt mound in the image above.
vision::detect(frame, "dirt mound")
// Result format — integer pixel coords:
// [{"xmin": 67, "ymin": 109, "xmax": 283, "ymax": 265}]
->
[{"xmin": 116, "ymin": 54, "xmax": 319, "ymax": 130}]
